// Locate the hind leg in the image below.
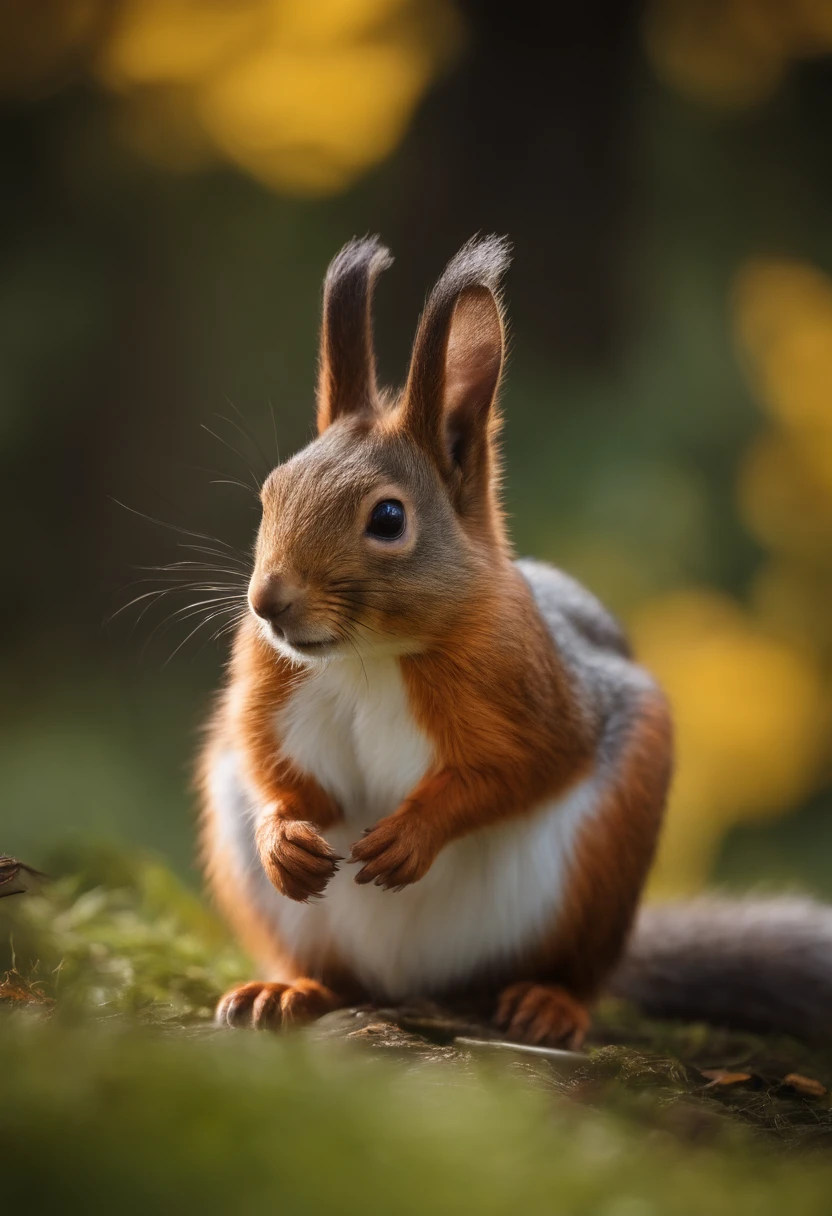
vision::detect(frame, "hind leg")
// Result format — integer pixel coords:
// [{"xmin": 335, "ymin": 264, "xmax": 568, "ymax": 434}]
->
[
  {"xmin": 495, "ymin": 982, "xmax": 590, "ymax": 1050},
  {"xmin": 494, "ymin": 690, "xmax": 672, "ymax": 1054},
  {"xmin": 216, "ymin": 978, "xmax": 344, "ymax": 1031}
]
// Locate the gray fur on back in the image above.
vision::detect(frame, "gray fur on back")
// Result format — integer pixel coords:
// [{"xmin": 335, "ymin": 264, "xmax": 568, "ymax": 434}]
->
[
  {"xmin": 518, "ymin": 561, "xmax": 832, "ymax": 1042},
  {"xmin": 611, "ymin": 897, "xmax": 832, "ymax": 1040},
  {"xmin": 515, "ymin": 558, "xmax": 657, "ymax": 765},
  {"xmin": 515, "ymin": 558, "xmax": 631, "ymax": 660}
]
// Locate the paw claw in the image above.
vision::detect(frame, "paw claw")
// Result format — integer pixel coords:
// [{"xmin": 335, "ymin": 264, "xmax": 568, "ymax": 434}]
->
[
  {"xmin": 257, "ymin": 818, "xmax": 340, "ymax": 902},
  {"xmin": 349, "ymin": 812, "xmax": 436, "ymax": 891},
  {"xmin": 495, "ymin": 983, "xmax": 589, "ymax": 1051},
  {"xmin": 216, "ymin": 980, "xmax": 341, "ymax": 1031}
]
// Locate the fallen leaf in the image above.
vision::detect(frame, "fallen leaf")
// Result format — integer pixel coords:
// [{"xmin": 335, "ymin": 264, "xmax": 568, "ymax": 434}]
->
[
  {"xmin": 0, "ymin": 969, "xmax": 54, "ymax": 1008},
  {"xmin": 700, "ymin": 1069, "xmax": 753, "ymax": 1087},
  {"xmin": 783, "ymin": 1073, "xmax": 827, "ymax": 1097}
]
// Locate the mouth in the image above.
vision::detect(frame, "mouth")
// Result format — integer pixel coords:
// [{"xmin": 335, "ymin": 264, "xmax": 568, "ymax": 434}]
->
[
  {"xmin": 289, "ymin": 638, "xmax": 335, "ymax": 653},
  {"xmin": 254, "ymin": 612, "xmax": 341, "ymax": 660},
  {"xmin": 272, "ymin": 630, "xmax": 341, "ymax": 660}
]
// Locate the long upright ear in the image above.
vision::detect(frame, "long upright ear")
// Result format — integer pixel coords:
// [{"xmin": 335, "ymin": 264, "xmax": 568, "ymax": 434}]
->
[
  {"xmin": 399, "ymin": 236, "xmax": 510, "ymax": 508},
  {"xmin": 317, "ymin": 235, "xmax": 393, "ymax": 434}
]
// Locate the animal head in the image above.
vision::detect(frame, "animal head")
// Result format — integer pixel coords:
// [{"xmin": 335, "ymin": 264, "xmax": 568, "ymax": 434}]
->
[{"xmin": 250, "ymin": 234, "xmax": 512, "ymax": 664}]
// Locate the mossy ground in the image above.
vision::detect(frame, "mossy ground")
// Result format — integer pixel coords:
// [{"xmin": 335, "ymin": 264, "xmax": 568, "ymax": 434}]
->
[{"xmin": 3, "ymin": 847, "xmax": 832, "ymax": 1215}]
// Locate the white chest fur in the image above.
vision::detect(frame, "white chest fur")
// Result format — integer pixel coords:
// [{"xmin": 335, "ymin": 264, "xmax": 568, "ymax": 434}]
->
[
  {"xmin": 210, "ymin": 656, "xmax": 598, "ymax": 1000},
  {"xmin": 277, "ymin": 656, "xmax": 433, "ymax": 825}
]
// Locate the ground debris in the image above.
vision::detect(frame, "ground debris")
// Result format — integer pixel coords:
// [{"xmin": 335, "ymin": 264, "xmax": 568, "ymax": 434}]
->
[
  {"xmin": 782, "ymin": 1073, "xmax": 828, "ymax": 1098},
  {"xmin": 700, "ymin": 1069, "xmax": 755, "ymax": 1087},
  {"xmin": 4, "ymin": 847, "xmax": 832, "ymax": 1154},
  {"xmin": 0, "ymin": 968, "xmax": 54, "ymax": 1012}
]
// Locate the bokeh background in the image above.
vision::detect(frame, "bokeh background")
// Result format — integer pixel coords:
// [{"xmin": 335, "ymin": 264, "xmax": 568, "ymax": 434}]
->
[{"xmin": 3, "ymin": 0, "xmax": 832, "ymax": 900}]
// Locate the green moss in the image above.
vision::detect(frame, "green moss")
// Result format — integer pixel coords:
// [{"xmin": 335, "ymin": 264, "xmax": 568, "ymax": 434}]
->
[
  {"xmin": 4, "ymin": 847, "xmax": 832, "ymax": 1213},
  {"xmin": 1, "ymin": 843, "xmax": 248, "ymax": 1021}
]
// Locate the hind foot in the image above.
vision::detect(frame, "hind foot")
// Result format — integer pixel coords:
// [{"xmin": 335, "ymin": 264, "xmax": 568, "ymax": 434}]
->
[
  {"xmin": 216, "ymin": 979, "xmax": 341, "ymax": 1030},
  {"xmin": 495, "ymin": 982, "xmax": 589, "ymax": 1050}
]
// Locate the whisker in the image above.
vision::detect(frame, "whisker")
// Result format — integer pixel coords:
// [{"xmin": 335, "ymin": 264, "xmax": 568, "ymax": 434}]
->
[
  {"xmin": 178, "ymin": 543, "xmax": 251, "ymax": 571},
  {"xmin": 132, "ymin": 590, "xmax": 172, "ymax": 632},
  {"xmin": 320, "ymin": 596, "xmax": 389, "ymax": 638},
  {"xmin": 341, "ymin": 627, "xmax": 369, "ymax": 690},
  {"xmin": 180, "ymin": 463, "xmax": 258, "ymax": 497},
  {"xmin": 163, "ymin": 614, "xmax": 229, "ymax": 668},
  {"xmin": 268, "ymin": 398, "xmax": 280, "ymax": 467},
  {"xmin": 111, "ymin": 498, "xmax": 246, "ymax": 555},
  {"xmin": 161, "ymin": 602, "xmax": 245, "ymax": 636},
  {"xmin": 209, "ymin": 478, "xmax": 261, "ymax": 495},
  {"xmin": 118, "ymin": 579, "xmax": 245, "ymax": 596},
  {"xmin": 211, "ymin": 610, "xmax": 248, "ymax": 641},
  {"xmin": 200, "ymin": 423, "xmax": 262, "ymax": 494},
  {"xmin": 149, "ymin": 595, "xmax": 247, "ymax": 630},
  {"xmin": 109, "ymin": 579, "xmax": 240, "ymax": 623},
  {"xmin": 222, "ymin": 398, "xmax": 274, "ymax": 478},
  {"xmin": 110, "ymin": 583, "xmax": 244, "ymax": 628},
  {"xmin": 134, "ymin": 561, "xmax": 246, "ymax": 577},
  {"xmin": 130, "ymin": 577, "xmax": 244, "ymax": 591},
  {"xmin": 144, "ymin": 598, "xmax": 244, "ymax": 658},
  {"xmin": 105, "ymin": 587, "xmax": 170, "ymax": 626},
  {"xmin": 113, "ymin": 478, "xmax": 253, "ymax": 660},
  {"xmin": 193, "ymin": 608, "xmax": 249, "ymax": 658}
]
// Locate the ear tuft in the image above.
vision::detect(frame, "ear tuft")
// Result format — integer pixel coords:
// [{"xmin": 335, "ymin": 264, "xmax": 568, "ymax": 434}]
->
[
  {"xmin": 401, "ymin": 234, "xmax": 511, "ymax": 466},
  {"xmin": 325, "ymin": 235, "xmax": 394, "ymax": 295},
  {"xmin": 437, "ymin": 233, "xmax": 512, "ymax": 296},
  {"xmin": 317, "ymin": 235, "xmax": 393, "ymax": 434}
]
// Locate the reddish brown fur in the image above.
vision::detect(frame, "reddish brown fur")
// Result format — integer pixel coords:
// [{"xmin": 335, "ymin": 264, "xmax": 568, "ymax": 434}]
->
[
  {"xmin": 216, "ymin": 979, "xmax": 342, "ymax": 1030},
  {"xmin": 541, "ymin": 690, "xmax": 673, "ymax": 1002},
  {"xmin": 221, "ymin": 625, "xmax": 343, "ymax": 901},
  {"xmin": 199, "ymin": 759, "xmax": 297, "ymax": 981},
  {"xmin": 351, "ymin": 567, "xmax": 594, "ymax": 888},
  {"xmin": 199, "ymin": 236, "xmax": 673, "ymax": 1049},
  {"xmin": 487, "ymin": 689, "xmax": 674, "ymax": 1046},
  {"xmin": 199, "ymin": 690, "xmax": 366, "ymax": 1001}
]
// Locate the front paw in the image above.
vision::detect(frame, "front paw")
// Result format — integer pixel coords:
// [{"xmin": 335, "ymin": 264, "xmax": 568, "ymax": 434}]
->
[
  {"xmin": 349, "ymin": 810, "xmax": 437, "ymax": 891},
  {"xmin": 256, "ymin": 818, "xmax": 342, "ymax": 902}
]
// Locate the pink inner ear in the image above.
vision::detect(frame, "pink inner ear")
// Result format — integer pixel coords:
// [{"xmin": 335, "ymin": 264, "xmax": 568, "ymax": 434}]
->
[{"xmin": 444, "ymin": 286, "xmax": 504, "ymax": 419}]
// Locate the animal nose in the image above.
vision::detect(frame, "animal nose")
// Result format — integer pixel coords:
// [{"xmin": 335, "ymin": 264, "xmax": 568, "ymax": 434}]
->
[{"xmin": 249, "ymin": 574, "xmax": 297, "ymax": 629}]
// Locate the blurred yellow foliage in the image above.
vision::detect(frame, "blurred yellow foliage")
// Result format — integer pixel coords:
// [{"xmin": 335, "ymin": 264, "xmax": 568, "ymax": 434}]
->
[
  {"xmin": 740, "ymin": 432, "xmax": 832, "ymax": 559},
  {"xmin": 736, "ymin": 258, "xmax": 832, "ymax": 562},
  {"xmin": 0, "ymin": 0, "xmax": 459, "ymax": 194},
  {"xmin": 196, "ymin": 39, "xmax": 432, "ymax": 193},
  {"xmin": 635, "ymin": 254, "xmax": 832, "ymax": 894},
  {"xmin": 752, "ymin": 559, "xmax": 832, "ymax": 652},
  {"xmin": 99, "ymin": 0, "xmax": 456, "ymax": 193},
  {"xmin": 735, "ymin": 255, "xmax": 832, "ymax": 731},
  {"xmin": 645, "ymin": 0, "xmax": 832, "ymax": 108},
  {"xmin": 735, "ymin": 260, "xmax": 832, "ymax": 435},
  {"xmin": 634, "ymin": 591, "xmax": 826, "ymax": 894}
]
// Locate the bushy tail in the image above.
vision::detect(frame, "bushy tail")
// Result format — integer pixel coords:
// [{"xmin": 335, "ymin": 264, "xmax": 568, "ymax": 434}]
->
[{"xmin": 609, "ymin": 897, "xmax": 832, "ymax": 1040}]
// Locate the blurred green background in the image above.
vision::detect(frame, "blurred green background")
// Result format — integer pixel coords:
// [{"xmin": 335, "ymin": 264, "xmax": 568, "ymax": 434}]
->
[{"xmin": 3, "ymin": 0, "xmax": 832, "ymax": 899}]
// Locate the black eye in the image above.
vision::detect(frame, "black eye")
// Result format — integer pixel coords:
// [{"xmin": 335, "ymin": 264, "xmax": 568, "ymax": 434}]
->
[{"xmin": 367, "ymin": 499, "xmax": 406, "ymax": 540}]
